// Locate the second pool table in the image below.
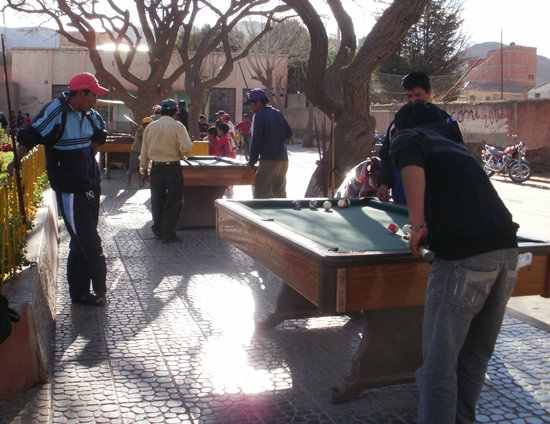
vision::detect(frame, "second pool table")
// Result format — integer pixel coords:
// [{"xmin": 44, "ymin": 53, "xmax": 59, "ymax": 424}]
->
[{"xmin": 178, "ymin": 156, "xmax": 254, "ymax": 228}]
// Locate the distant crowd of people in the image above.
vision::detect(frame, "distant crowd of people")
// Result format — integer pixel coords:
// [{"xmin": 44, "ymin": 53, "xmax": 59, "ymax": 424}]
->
[{"xmin": 0, "ymin": 110, "xmax": 33, "ymax": 133}]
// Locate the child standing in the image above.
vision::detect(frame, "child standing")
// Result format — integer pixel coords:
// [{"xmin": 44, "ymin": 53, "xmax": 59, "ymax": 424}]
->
[
  {"xmin": 207, "ymin": 127, "xmax": 220, "ymax": 156},
  {"xmin": 127, "ymin": 117, "xmax": 153, "ymax": 188},
  {"xmin": 216, "ymin": 124, "xmax": 236, "ymax": 159}
]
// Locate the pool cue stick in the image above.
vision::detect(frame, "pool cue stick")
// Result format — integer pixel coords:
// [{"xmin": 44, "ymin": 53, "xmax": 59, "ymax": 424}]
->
[
  {"xmin": 2, "ymin": 34, "xmax": 26, "ymax": 226},
  {"xmin": 419, "ymin": 246, "xmax": 435, "ymax": 263},
  {"xmin": 314, "ymin": 118, "xmax": 322, "ymax": 162},
  {"xmin": 182, "ymin": 158, "xmax": 200, "ymax": 171},
  {"xmin": 331, "ymin": 113, "xmax": 335, "ymax": 196},
  {"xmin": 322, "ymin": 119, "xmax": 327, "ymax": 197},
  {"xmin": 123, "ymin": 114, "xmax": 139, "ymax": 127}
]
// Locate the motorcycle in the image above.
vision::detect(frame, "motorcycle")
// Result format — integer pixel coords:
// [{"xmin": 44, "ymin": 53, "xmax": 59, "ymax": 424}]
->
[{"xmin": 481, "ymin": 135, "xmax": 532, "ymax": 183}]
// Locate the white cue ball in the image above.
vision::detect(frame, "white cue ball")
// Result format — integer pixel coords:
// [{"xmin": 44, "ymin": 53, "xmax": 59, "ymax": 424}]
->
[{"xmin": 323, "ymin": 200, "xmax": 332, "ymax": 210}]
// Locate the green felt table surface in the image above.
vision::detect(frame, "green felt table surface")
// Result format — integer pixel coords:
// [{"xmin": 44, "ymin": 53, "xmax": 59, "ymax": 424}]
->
[
  {"xmin": 241, "ymin": 199, "xmax": 411, "ymax": 253},
  {"xmin": 226, "ymin": 198, "xmax": 544, "ymax": 255}
]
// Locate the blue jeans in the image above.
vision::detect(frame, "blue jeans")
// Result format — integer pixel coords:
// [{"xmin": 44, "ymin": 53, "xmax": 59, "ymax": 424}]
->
[{"xmin": 416, "ymin": 248, "xmax": 518, "ymax": 424}]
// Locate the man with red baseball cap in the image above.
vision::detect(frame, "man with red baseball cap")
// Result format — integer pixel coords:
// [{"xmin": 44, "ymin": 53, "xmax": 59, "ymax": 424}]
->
[
  {"xmin": 9, "ymin": 72, "xmax": 109, "ymax": 307},
  {"xmin": 69, "ymin": 72, "xmax": 109, "ymax": 96}
]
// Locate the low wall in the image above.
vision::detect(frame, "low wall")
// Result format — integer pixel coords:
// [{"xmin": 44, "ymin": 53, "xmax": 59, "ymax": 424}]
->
[
  {"xmin": 285, "ymin": 99, "xmax": 550, "ymax": 172},
  {"xmin": 0, "ymin": 188, "xmax": 58, "ymax": 400},
  {"xmin": 283, "ymin": 106, "xmax": 331, "ymax": 138}
]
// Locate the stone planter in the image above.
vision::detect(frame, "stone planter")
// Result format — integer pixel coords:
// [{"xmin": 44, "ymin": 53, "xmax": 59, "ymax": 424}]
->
[{"xmin": 0, "ymin": 188, "xmax": 58, "ymax": 400}]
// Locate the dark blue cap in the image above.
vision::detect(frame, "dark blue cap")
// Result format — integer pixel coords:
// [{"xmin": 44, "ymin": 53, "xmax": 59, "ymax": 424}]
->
[{"xmin": 161, "ymin": 99, "xmax": 177, "ymax": 111}]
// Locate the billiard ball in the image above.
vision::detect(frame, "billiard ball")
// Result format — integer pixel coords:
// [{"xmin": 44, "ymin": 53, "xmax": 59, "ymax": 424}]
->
[
  {"xmin": 402, "ymin": 224, "xmax": 412, "ymax": 235},
  {"xmin": 337, "ymin": 199, "xmax": 347, "ymax": 208},
  {"xmin": 323, "ymin": 200, "xmax": 332, "ymax": 210},
  {"xmin": 308, "ymin": 199, "xmax": 318, "ymax": 209},
  {"xmin": 387, "ymin": 223, "xmax": 399, "ymax": 234},
  {"xmin": 291, "ymin": 200, "xmax": 301, "ymax": 208}
]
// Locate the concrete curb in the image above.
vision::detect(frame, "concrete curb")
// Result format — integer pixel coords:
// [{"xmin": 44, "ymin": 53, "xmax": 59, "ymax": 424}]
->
[{"xmin": 0, "ymin": 189, "xmax": 59, "ymax": 400}]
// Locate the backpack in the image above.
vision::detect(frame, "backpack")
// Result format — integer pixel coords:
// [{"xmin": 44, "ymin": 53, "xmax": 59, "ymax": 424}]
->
[{"xmin": 0, "ymin": 294, "xmax": 21, "ymax": 344}]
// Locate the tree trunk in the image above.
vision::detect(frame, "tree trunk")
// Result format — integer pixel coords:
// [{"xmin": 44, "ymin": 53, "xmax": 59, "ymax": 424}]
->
[
  {"xmin": 286, "ymin": 0, "xmax": 430, "ymax": 197},
  {"xmin": 187, "ymin": 94, "xmax": 203, "ymax": 140},
  {"xmin": 304, "ymin": 112, "xmax": 375, "ymax": 197},
  {"xmin": 131, "ymin": 102, "xmax": 154, "ymax": 127},
  {"xmin": 302, "ymin": 101, "xmax": 314, "ymax": 148}
]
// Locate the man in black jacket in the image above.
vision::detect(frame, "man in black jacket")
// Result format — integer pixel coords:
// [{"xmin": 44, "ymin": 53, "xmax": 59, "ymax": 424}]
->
[
  {"xmin": 391, "ymin": 100, "xmax": 519, "ymax": 424},
  {"xmin": 176, "ymin": 100, "xmax": 189, "ymax": 131},
  {"xmin": 377, "ymin": 71, "xmax": 462, "ymax": 204}
]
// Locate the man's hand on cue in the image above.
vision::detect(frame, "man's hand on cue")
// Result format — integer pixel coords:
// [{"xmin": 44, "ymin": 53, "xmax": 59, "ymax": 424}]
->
[{"xmin": 408, "ymin": 226, "xmax": 429, "ymax": 258}]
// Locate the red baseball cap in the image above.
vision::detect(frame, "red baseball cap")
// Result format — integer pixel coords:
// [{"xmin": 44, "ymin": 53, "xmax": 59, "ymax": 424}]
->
[{"xmin": 69, "ymin": 73, "xmax": 109, "ymax": 96}]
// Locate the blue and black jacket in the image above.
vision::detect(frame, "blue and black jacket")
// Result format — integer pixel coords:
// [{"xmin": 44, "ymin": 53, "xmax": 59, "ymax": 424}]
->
[{"xmin": 17, "ymin": 92, "xmax": 107, "ymax": 193}]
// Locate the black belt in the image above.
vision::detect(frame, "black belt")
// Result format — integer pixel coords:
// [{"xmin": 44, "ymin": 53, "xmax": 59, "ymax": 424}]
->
[{"xmin": 152, "ymin": 161, "xmax": 180, "ymax": 166}]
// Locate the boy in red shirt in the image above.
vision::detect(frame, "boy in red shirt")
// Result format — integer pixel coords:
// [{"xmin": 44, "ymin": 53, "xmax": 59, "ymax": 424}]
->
[
  {"xmin": 207, "ymin": 127, "xmax": 220, "ymax": 156},
  {"xmin": 216, "ymin": 123, "xmax": 236, "ymax": 158}
]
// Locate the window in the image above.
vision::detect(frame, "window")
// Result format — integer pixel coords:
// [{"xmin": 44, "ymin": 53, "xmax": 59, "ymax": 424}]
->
[
  {"xmin": 52, "ymin": 85, "xmax": 66, "ymax": 101},
  {"xmin": 469, "ymin": 95, "xmax": 476, "ymax": 101},
  {"xmin": 535, "ymin": 93, "xmax": 541, "ymax": 99},
  {"xmin": 528, "ymin": 75, "xmax": 534, "ymax": 80},
  {"xmin": 209, "ymin": 88, "xmax": 235, "ymax": 123}
]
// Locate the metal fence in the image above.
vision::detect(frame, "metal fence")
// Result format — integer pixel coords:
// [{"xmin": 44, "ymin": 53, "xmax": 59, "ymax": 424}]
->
[{"xmin": 1, "ymin": 146, "xmax": 47, "ymax": 293}]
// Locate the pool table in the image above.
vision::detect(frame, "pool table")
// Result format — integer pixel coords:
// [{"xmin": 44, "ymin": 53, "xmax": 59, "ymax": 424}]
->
[
  {"xmin": 177, "ymin": 156, "xmax": 254, "ymax": 228},
  {"xmin": 98, "ymin": 134, "xmax": 134, "ymax": 178},
  {"xmin": 215, "ymin": 197, "xmax": 550, "ymax": 402}
]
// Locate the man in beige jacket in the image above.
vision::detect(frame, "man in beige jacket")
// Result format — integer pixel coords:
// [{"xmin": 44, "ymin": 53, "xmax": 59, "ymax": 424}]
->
[{"xmin": 140, "ymin": 99, "xmax": 192, "ymax": 243}]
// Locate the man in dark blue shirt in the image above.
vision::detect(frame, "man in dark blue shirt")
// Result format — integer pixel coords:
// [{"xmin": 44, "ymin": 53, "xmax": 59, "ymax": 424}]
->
[{"xmin": 244, "ymin": 88, "xmax": 293, "ymax": 198}]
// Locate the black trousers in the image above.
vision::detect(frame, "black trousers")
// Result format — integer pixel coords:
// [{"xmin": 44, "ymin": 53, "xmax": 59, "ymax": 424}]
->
[
  {"xmin": 56, "ymin": 188, "xmax": 107, "ymax": 300},
  {"xmin": 150, "ymin": 163, "xmax": 183, "ymax": 241}
]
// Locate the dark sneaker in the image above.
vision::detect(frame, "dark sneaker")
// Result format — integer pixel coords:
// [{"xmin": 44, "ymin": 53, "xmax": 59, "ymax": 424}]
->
[{"xmin": 162, "ymin": 236, "xmax": 182, "ymax": 244}]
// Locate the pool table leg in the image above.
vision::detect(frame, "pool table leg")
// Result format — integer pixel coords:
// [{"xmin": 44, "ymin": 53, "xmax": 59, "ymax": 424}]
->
[
  {"xmin": 177, "ymin": 186, "xmax": 227, "ymax": 228},
  {"xmin": 256, "ymin": 283, "xmax": 320, "ymax": 330},
  {"xmin": 328, "ymin": 305, "xmax": 424, "ymax": 402}
]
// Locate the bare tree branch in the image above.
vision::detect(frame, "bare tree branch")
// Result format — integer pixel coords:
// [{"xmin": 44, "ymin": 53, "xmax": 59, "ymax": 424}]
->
[{"xmin": 5, "ymin": 0, "xmax": 291, "ymax": 133}]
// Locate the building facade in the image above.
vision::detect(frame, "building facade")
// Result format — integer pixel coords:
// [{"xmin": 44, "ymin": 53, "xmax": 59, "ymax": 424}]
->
[
  {"xmin": 9, "ymin": 46, "xmax": 288, "ymax": 133},
  {"xmin": 462, "ymin": 44, "xmax": 537, "ymax": 101}
]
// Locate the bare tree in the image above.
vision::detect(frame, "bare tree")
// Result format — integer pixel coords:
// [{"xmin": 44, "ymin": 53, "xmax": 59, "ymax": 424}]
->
[
  {"xmin": 243, "ymin": 19, "xmax": 310, "ymax": 111},
  {"xmin": 5, "ymin": 0, "xmax": 290, "ymax": 138},
  {"xmin": 283, "ymin": 0, "xmax": 430, "ymax": 196},
  {"xmin": 377, "ymin": 0, "xmax": 469, "ymax": 101}
]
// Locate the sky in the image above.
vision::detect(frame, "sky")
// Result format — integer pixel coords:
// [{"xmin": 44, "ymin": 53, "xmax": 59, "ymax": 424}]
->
[
  {"xmin": 2, "ymin": 0, "xmax": 549, "ymax": 58},
  {"xmin": 316, "ymin": 0, "xmax": 549, "ymax": 59}
]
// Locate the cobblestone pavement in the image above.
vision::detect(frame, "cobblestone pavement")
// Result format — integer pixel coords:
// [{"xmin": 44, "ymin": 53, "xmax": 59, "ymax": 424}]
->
[{"xmin": 1, "ymin": 151, "xmax": 550, "ymax": 423}]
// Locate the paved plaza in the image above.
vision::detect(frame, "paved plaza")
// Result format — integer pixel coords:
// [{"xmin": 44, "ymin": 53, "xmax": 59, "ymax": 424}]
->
[{"xmin": 1, "ymin": 146, "xmax": 550, "ymax": 423}]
